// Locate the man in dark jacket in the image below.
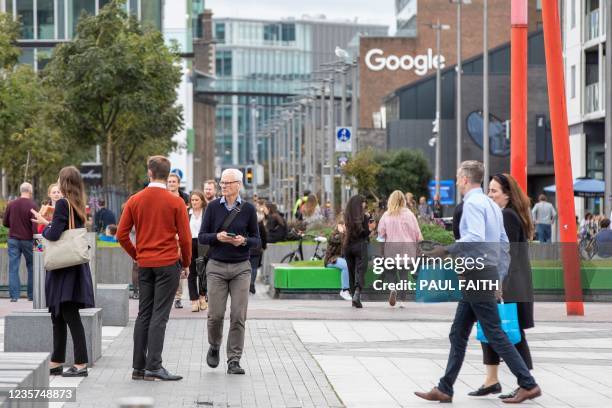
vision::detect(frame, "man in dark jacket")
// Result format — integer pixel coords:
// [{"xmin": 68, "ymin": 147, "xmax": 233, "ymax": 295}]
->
[
  {"xmin": 3, "ymin": 182, "xmax": 38, "ymax": 301},
  {"xmin": 94, "ymin": 198, "xmax": 116, "ymax": 233}
]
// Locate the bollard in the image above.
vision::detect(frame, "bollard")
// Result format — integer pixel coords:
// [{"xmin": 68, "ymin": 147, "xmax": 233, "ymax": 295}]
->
[
  {"xmin": 117, "ymin": 397, "xmax": 155, "ymax": 408},
  {"xmin": 33, "ymin": 234, "xmax": 46, "ymax": 309}
]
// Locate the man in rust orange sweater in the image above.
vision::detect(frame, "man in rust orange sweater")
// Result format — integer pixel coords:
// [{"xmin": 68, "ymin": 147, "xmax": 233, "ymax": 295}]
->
[{"xmin": 117, "ymin": 155, "xmax": 192, "ymax": 382}]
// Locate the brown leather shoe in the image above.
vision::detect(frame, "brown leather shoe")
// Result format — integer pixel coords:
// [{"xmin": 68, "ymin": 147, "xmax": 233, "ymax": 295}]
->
[
  {"xmin": 501, "ymin": 386, "xmax": 541, "ymax": 403},
  {"xmin": 414, "ymin": 387, "xmax": 452, "ymax": 403}
]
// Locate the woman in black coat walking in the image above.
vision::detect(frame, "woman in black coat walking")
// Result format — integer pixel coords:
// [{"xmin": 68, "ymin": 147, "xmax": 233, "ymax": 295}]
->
[
  {"xmin": 343, "ymin": 195, "xmax": 372, "ymax": 308},
  {"xmin": 31, "ymin": 166, "xmax": 95, "ymax": 377},
  {"xmin": 467, "ymin": 173, "xmax": 535, "ymax": 399}
]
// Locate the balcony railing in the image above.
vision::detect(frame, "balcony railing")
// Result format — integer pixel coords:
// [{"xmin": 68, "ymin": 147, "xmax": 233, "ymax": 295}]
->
[
  {"xmin": 585, "ymin": 82, "xmax": 600, "ymax": 113},
  {"xmin": 585, "ymin": 9, "xmax": 600, "ymax": 42}
]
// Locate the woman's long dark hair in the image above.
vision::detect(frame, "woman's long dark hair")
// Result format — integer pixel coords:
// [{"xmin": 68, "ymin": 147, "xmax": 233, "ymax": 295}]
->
[
  {"xmin": 492, "ymin": 173, "xmax": 534, "ymax": 240},
  {"xmin": 344, "ymin": 195, "xmax": 366, "ymax": 245},
  {"xmin": 58, "ymin": 166, "xmax": 87, "ymax": 223},
  {"xmin": 266, "ymin": 201, "xmax": 286, "ymax": 226}
]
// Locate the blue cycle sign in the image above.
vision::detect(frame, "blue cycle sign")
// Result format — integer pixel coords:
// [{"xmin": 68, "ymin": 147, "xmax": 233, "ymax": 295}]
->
[{"xmin": 335, "ymin": 127, "xmax": 352, "ymax": 152}]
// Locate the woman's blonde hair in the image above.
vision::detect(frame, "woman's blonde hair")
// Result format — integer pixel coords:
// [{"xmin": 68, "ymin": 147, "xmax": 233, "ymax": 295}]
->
[{"xmin": 386, "ymin": 190, "xmax": 406, "ymax": 216}]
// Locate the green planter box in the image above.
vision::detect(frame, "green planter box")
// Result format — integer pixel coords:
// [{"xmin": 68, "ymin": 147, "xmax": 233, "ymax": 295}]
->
[
  {"xmin": 274, "ymin": 266, "xmax": 341, "ymax": 289},
  {"xmin": 532, "ymin": 267, "xmax": 612, "ymax": 290}
]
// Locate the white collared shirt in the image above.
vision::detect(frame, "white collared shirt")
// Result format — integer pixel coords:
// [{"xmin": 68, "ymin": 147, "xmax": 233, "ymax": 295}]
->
[{"xmin": 147, "ymin": 182, "xmax": 167, "ymax": 189}]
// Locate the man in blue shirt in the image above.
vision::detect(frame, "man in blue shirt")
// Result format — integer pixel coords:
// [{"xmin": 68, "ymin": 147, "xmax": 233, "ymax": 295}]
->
[
  {"xmin": 415, "ymin": 161, "xmax": 541, "ymax": 404},
  {"xmin": 594, "ymin": 218, "xmax": 612, "ymax": 258}
]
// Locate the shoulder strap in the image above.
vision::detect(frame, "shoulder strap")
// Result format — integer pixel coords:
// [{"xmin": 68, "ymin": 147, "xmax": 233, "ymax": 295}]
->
[
  {"xmin": 67, "ymin": 201, "xmax": 75, "ymax": 230},
  {"xmin": 218, "ymin": 202, "xmax": 242, "ymax": 232}
]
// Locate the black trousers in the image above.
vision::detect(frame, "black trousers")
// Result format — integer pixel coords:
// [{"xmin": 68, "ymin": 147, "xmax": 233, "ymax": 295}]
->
[
  {"xmin": 438, "ymin": 301, "xmax": 537, "ymax": 396},
  {"xmin": 51, "ymin": 301, "xmax": 88, "ymax": 365},
  {"xmin": 133, "ymin": 262, "xmax": 180, "ymax": 371},
  {"xmin": 344, "ymin": 241, "xmax": 367, "ymax": 294},
  {"xmin": 188, "ymin": 239, "xmax": 206, "ymax": 300},
  {"xmin": 482, "ymin": 328, "xmax": 533, "ymax": 369}
]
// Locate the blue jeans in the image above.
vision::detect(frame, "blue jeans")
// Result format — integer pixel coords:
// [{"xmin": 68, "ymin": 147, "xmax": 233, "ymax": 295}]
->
[
  {"xmin": 536, "ymin": 224, "xmax": 551, "ymax": 243},
  {"xmin": 8, "ymin": 238, "xmax": 34, "ymax": 300},
  {"xmin": 438, "ymin": 300, "xmax": 537, "ymax": 396},
  {"xmin": 327, "ymin": 257, "xmax": 349, "ymax": 290}
]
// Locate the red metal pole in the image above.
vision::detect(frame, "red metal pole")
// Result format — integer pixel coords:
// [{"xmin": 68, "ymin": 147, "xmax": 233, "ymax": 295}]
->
[
  {"xmin": 541, "ymin": 0, "xmax": 584, "ymax": 316},
  {"xmin": 510, "ymin": 0, "xmax": 528, "ymax": 192}
]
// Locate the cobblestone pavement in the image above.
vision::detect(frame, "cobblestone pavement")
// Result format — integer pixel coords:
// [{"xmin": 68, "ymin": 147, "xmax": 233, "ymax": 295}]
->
[{"xmin": 62, "ymin": 320, "xmax": 342, "ymax": 408}]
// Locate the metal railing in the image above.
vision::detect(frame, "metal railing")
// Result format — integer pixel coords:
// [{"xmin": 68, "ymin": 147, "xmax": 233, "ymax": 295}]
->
[{"xmin": 585, "ymin": 82, "xmax": 600, "ymax": 113}]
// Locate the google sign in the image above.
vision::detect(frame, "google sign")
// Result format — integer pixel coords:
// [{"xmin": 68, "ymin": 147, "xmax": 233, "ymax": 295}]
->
[{"xmin": 365, "ymin": 48, "xmax": 445, "ymax": 76}]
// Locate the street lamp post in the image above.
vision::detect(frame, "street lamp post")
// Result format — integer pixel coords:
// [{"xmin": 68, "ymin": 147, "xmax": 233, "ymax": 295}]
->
[
  {"xmin": 319, "ymin": 83, "xmax": 326, "ymax": 205},
  {"xmin": 431, "ymin": 20, "xmax": 450, "ymax": 200},
  {"xmin": 606, "ymin": 0, "xmax": 612, "ymax": 217},
  {"xmin": 328, "ymin": 77, "xmax": 336, "ymax": 210},
  {"xmin": 483, "ymin": 0, "xmax": 490, "ymax": 192},
  {"xmin": 451, "ymin": 0, "xmax": 471, "ymax": 203},
  {"xmin": 250, "ymin": 98, "xmax": 258, "ymax": 195}
]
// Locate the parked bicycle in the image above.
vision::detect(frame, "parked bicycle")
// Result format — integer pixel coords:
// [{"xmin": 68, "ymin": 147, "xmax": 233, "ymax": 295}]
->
[{"xmin": 280, "ymin": 230, "xmax": 327, "ymax": 263}]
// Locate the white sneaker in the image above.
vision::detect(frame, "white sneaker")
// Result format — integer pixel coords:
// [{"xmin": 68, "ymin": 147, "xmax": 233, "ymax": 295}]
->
[{"xmin": 339, "ymin": 290, "xmax": 352, "ymax": 301}]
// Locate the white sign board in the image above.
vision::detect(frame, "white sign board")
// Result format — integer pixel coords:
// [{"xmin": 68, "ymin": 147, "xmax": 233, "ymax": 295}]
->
[{"xmin": 335, "ymin": 127, "xmax": 353, "ymax": 152}]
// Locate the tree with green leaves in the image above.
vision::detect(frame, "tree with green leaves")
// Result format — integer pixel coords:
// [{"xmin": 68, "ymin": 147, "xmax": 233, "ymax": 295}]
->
[
  {"xmin": 342, "ymin": 148, "xmax": 382, "ymax": 202},
  {"xmin": 1, "ymin": 13, "xmax": 78, "ymax": 195},
  {"xmin": 375, "ymin": 149, "xmax": 431, "ymax": 200},
  {"xmin": 43, "ymin": 0, "xmax": 183, "ymax": 191}
]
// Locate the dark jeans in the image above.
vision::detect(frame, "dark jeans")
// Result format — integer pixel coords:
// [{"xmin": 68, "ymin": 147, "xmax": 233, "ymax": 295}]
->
[
  {"xmin": 188, "ymin": 239, "xmax": 206, "ymax": 300},
  {"xmin": 51, "ymin": 301, "xmax": 88, "ymax": 365},
  {"xmin": 7, "ymin": 238, "xmax": 33, "ymax": 300},
  {"xmin": 344, "ymin": 241, "xmax": 368, "ymax": 294},
  {"xmin": 133, "ymin": 262, "xmax": 181, "ymax": 371},
  {"xmin": 482, "ymin": 328, "xmax": 533, "ymax": 370},
  {"xmin": 250, "ymin": 255, "xmax": 261, "ymax": 287},
  {"xmin": 438, "ymin": 301, "xmax": 537, "ymax": 396},
  {"xmin": 536, "ymin": 224, "xmax": 552, "ymax": 243}
]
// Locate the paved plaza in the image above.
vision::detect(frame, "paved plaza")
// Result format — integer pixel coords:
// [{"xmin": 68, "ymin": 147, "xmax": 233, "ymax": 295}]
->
[{"xmin": 0, "ymin": 288, "xmax": 611, "ymax": 407}]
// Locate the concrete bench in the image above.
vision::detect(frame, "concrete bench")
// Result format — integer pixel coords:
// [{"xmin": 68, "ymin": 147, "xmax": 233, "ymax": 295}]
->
[
  {"xmin": 96, "ymin": 284, "xmax": 129, "ymax": 326},
  {"xmin": 0, "ymin": 352, "xmax": 49, "ymax": 408},
  {"xmin": 3, "ymin": 309, "xmax": 102, "ymax": 367}
]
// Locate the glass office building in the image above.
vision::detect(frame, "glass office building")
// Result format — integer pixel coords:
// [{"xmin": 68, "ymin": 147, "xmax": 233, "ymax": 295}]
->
[
  {"xmin": 2, "ymin": 0, "xmax": 163, "ymax": 70},
  {"xmin": 203, "ymin": 17, "xmax": 387, "ymax": 166}
]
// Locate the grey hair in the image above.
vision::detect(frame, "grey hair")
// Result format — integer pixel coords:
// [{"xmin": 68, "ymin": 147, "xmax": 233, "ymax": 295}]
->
[
  {"xmin": 458, "ymin": 160, "xmax": 484, "ymax": 185},
  {"xmin": 20, "ymin": 182, "xmax": 33, "ymax": 194},
  {"xmin": 221, "ymin": 168, "xmax": 244, "ymax": 183}
]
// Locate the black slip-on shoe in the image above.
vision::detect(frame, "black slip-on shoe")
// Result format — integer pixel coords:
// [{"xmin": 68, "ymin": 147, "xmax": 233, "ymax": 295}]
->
[
  {"xmin": 62, "ymin": 366, "xmax": 88, "ymax": 377},
  {"xmin": 50, "ymin": 365, "xmax": 63, "ymax": 376},
  {"xmin": 468, "ymin": 383, "xmax": 502, "ymax": 396}
]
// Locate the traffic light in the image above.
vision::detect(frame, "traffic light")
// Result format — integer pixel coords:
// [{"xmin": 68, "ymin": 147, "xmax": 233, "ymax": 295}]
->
[{"xmin": 245, "ymin": 166, "xmax": 254, "ymax": 185}]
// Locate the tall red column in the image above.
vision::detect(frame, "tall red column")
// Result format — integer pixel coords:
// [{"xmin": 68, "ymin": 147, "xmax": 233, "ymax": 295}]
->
[
  {"xmin": 511, "ymin": 0, "xmax": 528, "ymax": 192},
  {"xmin": 541, "ymin": 0, "xmax": 584, "ymax": 316}
]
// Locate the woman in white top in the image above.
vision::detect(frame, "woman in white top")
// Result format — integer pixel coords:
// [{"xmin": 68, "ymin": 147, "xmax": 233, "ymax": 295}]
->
[
  {"xmin": 188, "ymin": 190, "xmax": 207, "ymax": 312},
  {"xmin": 377, "ymin": 190, "xmax": 423, "ymax": 306}
]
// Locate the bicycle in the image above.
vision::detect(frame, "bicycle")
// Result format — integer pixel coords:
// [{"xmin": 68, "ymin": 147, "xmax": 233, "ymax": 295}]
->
[
  {"xmin": 280, "ymin": 231, "xmax": 327, "ymax": 263},
  {"xmin": 579, "ymin": 235, "xmax": 596, "ymax": 260}
]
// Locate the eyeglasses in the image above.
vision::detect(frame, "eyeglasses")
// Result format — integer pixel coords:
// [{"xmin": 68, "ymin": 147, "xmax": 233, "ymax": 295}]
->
[{"xmin": 219, "ymin": 180, "xmax": 240, "ymax": 187}]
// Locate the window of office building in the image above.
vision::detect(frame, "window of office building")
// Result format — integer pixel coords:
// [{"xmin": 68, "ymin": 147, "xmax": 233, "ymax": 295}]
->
[
  {"xmin": 216, "ymin": 50, "xmax": 232, "ymax": 76},
  {"xmin": 36, "ymin": 47, "xmax": 54, "ymax": 70},
  {"xmin": 99, "ymin": 0, "xmax": 112, "ymax": 9},
  {"xmin": 570, "ymin": 65, "xmax": 576, "ymax": 98},
  {"xmin": 141, "ymin": 0, "xmax": 162, "ymax": 29},
  {"xmin": 37, "ymin": 0, "xmax": 55, "ymax": 39},
  {"xmin": 18, "ymin": 48, "xmax": 35, "ymax": 66},
  {"xmin": 281, "ymin": 23, "xmax": 295, "ymax": 42},
  {"xmin": 128, "ymin": 0, "xmax": 138, "ymax": 17},
  {"xmin": 264, "ymin": 24, "xmax": 279, "ymax": 41},
  {"xmin": 215, "ymin": 23, "xmax": 225, "ymax": 43},
  {"xmin": 17, "ymin": 0, "xmax": 35, "ymax": 39},
  {"xmin": 70, "ymin": 0, "xmax": 96, "ymax": 37}
]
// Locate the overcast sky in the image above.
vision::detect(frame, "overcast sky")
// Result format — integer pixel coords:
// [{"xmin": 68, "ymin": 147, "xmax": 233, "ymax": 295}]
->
[{"xmin": 206, "ymin": 0, "xmax": 395, "ymax": 30}]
